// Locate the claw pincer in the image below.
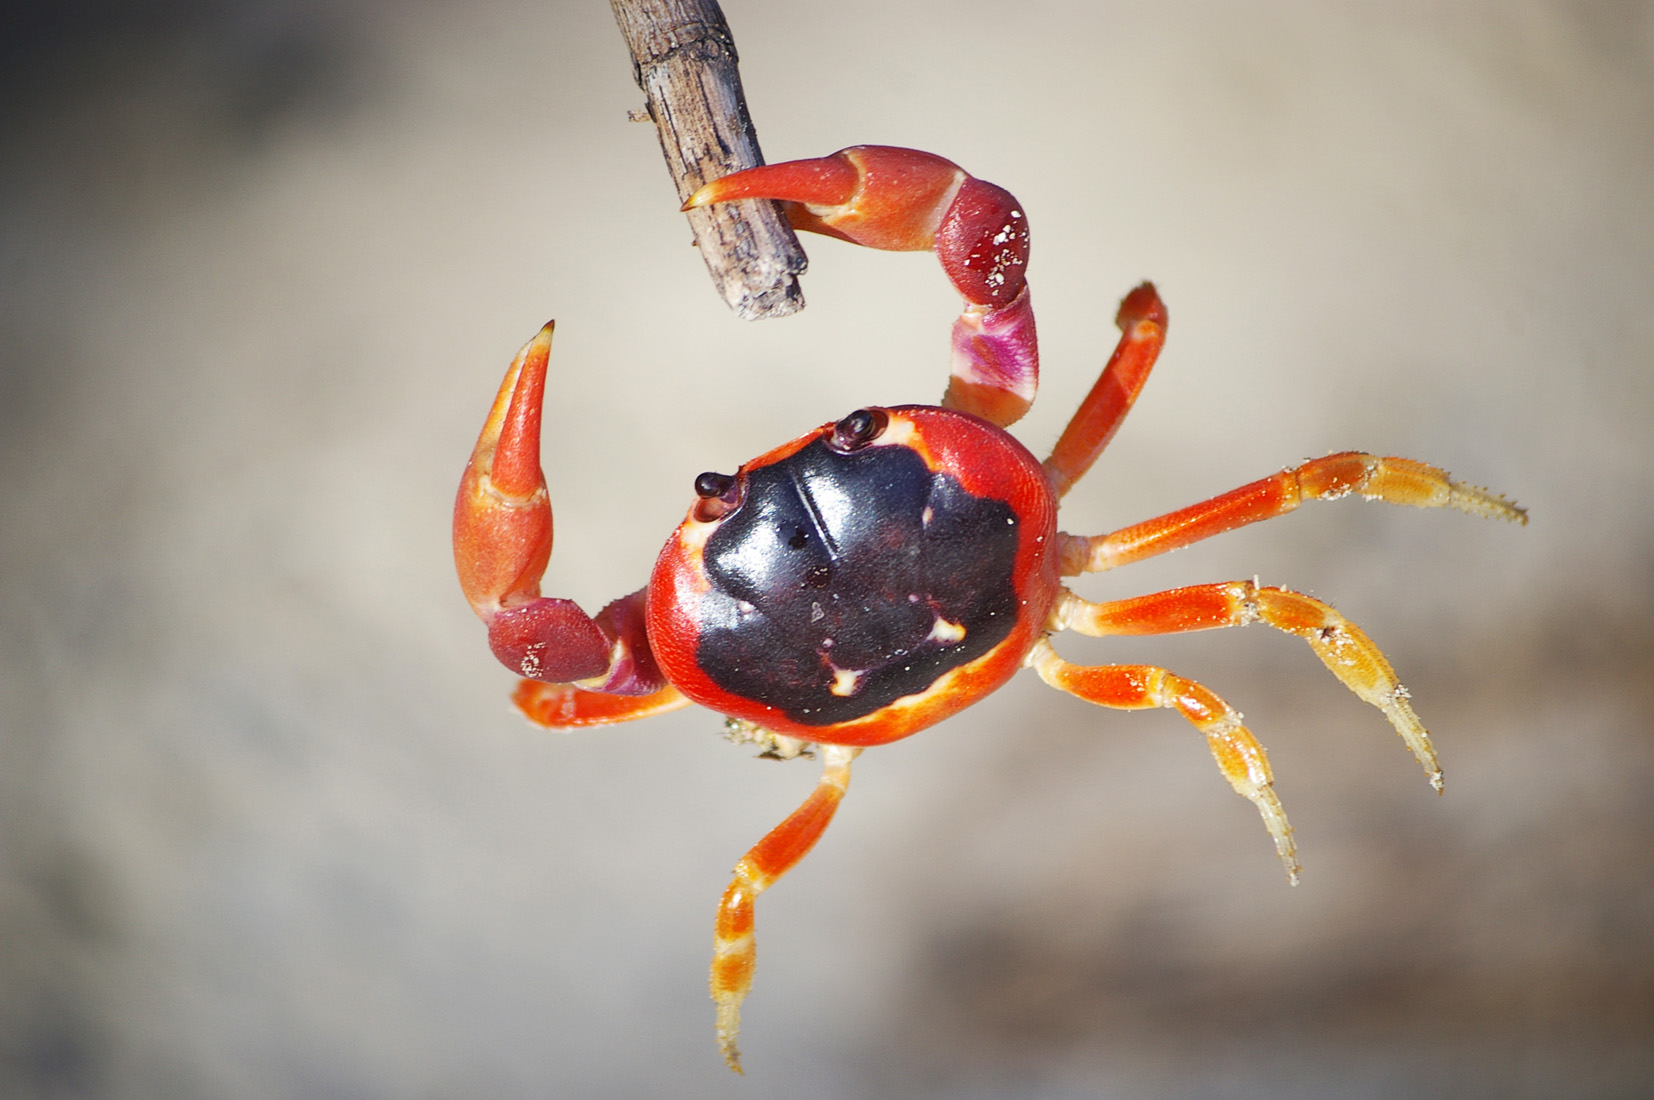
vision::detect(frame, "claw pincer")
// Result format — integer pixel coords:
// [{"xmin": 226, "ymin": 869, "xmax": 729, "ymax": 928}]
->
[
  {"xmin": 452, "ymin": 322, "xmax": 662, "ymax": 694},
  {"xmin": 685, "ymin": 146, "xmax": 1038, "ymax": 426}
]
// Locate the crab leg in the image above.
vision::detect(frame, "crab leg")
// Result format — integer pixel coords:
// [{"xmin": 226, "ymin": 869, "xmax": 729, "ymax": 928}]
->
[
  {"xmin": 1044, "ymin": 282, "xmax": 1168, "ymax": 498},
  {"xmin": 684, "ymin": 146, "xmax": 1038, "ymax": 427},
  {"xmin": 513, "ymin": 682, "xmax": 689, "ymax": 728},
  {"xmin": 1027, "ymin": 639, "xmax": 1299, "ymax": 883},
  {"xmin": 1059, "ymin": 452, "xmax": 1528, "ymax": 576},
  {"xmin": 453, "ymin": 323, "xmax": 664, "ymax": 695},
  {"xmin": 1052, "ymin": 582, "xmax": 1441, "ymax": 789},
  {"xmin": 711, "ymin": 743, "xmax": 861, "ymax": 1073}
]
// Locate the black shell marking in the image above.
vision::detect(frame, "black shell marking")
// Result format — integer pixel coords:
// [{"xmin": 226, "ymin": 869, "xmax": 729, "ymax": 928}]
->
[{"xmin": 697, "ymin": 437, "xmax": 1020, "ymax": 725}]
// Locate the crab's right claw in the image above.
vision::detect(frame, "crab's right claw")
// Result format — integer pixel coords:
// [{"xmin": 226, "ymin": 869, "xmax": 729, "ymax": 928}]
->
[
  {"xmin": 454, "ymin": 324, "xmax": 660, "ymax": 693},
  {"xmin": 685, "ymin": 146, "xmax": 1038, "ymax": 428}
]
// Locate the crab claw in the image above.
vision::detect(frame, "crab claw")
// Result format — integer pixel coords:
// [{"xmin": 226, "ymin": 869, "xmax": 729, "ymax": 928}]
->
[
  {"xmin": 684, "ymin": 146, "xmax": 1038, "ymax": 427},
  {"xmin": 454, "ymin": 323, "xmax": 663, "ymax": 694}
]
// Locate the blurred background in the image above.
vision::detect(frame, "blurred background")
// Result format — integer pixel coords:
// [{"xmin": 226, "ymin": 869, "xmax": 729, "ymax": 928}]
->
[{"xmin": 2, "ymin": 2, "xmax": 1650, "ymax": 1097}]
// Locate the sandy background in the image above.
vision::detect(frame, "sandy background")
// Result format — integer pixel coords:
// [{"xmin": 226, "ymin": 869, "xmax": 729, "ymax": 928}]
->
[{"xmin": 2, "ymin": 2, "xmax": 1651, "ymax": 1097}]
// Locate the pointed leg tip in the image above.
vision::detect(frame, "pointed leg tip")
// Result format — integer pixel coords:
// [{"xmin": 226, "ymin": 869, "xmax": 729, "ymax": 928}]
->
[
  {"xmin": 1446, "ymin": 479, "xmax": 1529, "ymax": 525},
  {"xmin": 1116, "ymin": 282, "xmax": 1168, "ymax": 329},
  {"xmin": 715, "ymin": 1003, "xmax": 745, "ymax": 1074},
  {"xmin": 1276, "ymin": 839, "xmax": 1301, "ymax": 885}
]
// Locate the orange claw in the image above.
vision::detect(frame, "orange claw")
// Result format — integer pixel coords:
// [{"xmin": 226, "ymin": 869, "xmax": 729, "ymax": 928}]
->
[
  {"xmin": 454, "ymin": 322, "xmax": 556, "ymax": 621},
  {"xmin": 685, "ymin": 146, "xmax": 1039, "ymax": 428},
  {"xmin": 684, "ymin": 146, "xmax": 960, "ymax": 251},
  {"xmin": 454, "ymin": 324, "xmax": 660, "ymax": 689}
]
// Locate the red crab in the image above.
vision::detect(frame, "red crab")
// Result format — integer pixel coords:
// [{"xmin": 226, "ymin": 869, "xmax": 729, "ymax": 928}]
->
[{"xmin": 452, "ymin": 146, "xmax": 1526, "ymax": 1071}]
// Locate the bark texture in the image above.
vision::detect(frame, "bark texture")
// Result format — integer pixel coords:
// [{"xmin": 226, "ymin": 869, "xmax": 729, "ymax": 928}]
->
[{"xmin": 612, "ymin": 0, "xmax": 807, "ymax": 319}]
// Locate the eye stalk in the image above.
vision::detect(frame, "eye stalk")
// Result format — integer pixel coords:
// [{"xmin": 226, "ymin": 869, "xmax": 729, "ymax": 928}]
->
[
  {"xmin": 693, "ymin": 471, "xmax": 743, "ymax": 522},
  {"xmin": 695, "ymin": 471, "xmax": 735, "ymax": 499},
  {"xmin": 829, "ymin": 408, "xmax": 888, "ymax": 453}
]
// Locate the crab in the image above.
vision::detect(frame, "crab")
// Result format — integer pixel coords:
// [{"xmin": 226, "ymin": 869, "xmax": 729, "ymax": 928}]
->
[{"xmin": 452, "ymin": 146, "xmax": 1527, "ymax": 1072}]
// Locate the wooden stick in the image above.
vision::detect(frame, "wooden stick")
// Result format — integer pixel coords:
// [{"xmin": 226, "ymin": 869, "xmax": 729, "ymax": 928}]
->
[{"xmin": 611, "ymin": 0, "xmax": 807, "ymax": 320}]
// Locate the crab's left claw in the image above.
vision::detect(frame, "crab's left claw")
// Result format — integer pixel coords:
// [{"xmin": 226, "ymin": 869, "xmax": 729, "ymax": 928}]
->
[
  {"xmin": 454, "ymin": 323, "xmax": 663, "ymax": 695},
  {"xmin": 685, "ymin": 146, "xmax": 1038, "ymax": 427}
]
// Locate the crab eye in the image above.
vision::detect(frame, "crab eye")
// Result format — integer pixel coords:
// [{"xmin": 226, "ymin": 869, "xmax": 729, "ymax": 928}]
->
[
  {"xmin": 695, "ymin": 471, "xmax": 736, "ymax": 499},
  {"xmin": 693, "ymin": 471, "xmax": 743, "ymax": 522},
  {"xmin": 829, "ymin": 408, "xmax": 888, "ymax": 452}
]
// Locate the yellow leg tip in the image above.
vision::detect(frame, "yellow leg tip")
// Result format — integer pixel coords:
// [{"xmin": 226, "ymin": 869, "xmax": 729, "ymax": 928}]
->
[
  {"xmin": 1448, "ymin": 480, "xmax": 1529, "ymax": 525},
  {"xmin": 716, "ymin": 1000, "xmax": 744, "ymax": 1074}
]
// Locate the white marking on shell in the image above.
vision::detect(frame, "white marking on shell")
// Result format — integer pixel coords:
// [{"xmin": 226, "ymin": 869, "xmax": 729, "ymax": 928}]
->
[
  {"xmin": 829, "ymin": 667, "xmax": 865, "ymax": 697},
  {"xmin": 928, "ymin": 617, "xmax": 967, "ymax": 645}
]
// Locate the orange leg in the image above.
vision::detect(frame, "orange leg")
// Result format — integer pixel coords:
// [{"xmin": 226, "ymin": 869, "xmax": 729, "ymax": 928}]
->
[
  {"xmin": 711, "ymin": 743, "xmax": 860, "ymax": 1073},
  {"xmin": 512, "ymin": 682, "xmax": 689, "ymax": 728},
  {"xmin": 1026, "ymin": 639, "xmax": 1298, "ymax": 882},
  {"xmin": 1058, "ymin": 452, "xmax": 1528, "ymax": 575},
  {"xmin": 1043, "ymin": 282, "xmax": 1168, "ymax": 499},
  {"xmin": 1052, "ymin": 581, "xmax": 1440, "ymax": 789}
]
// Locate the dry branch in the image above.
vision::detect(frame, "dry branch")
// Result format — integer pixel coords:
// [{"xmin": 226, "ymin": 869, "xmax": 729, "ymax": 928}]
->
[{"xmin": 611, "ymin": 0, "xmax": 807, "ymax": 320}]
